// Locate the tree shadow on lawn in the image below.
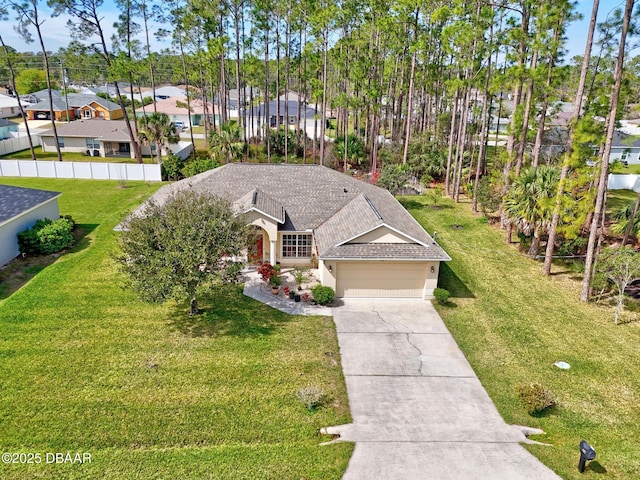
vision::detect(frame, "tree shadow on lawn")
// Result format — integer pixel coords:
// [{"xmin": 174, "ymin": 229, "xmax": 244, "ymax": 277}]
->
[
  {"xmin": 439, "ymin": 263, "xmax": 475, "ymax": 299},
  {"xmin": 0, "ymin": 223, "xmax": 97, "ymax": 300},
  {"xmin": 399, "ymin": 198, "xmax": 454, "ymax": 211},
  {"xmin": 168, "ymin": 286, "xmax": 291, "ymax": 338}
]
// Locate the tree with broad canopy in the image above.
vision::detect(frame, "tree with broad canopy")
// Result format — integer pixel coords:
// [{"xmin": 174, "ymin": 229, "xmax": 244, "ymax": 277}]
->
[{"xmin": 117, "ymin": 189, "xmax": 251, "ymax": 315}]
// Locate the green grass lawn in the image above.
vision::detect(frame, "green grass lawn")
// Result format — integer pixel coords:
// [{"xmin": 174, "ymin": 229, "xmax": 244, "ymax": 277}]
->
[
  {"xmin": 0, "ymin": 178, "xmax": 352, "ymax": 479},
  {"xmin": 401, "ymin": 195, "xmax": 640, "ymax": 480},
  {"xmin": 1, "ymin": 146, "xmax": 157, "ymax": 163}
]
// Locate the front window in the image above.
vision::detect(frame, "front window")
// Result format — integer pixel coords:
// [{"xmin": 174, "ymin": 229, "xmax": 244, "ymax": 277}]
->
[
  {"xmin": 282, "ymin": 234, "xmax": 312, "ymax": 258},
  {"xmin": 57, "ymin": 138, "xmax": 65, "ymax": 148},
  {"xmin": 83, "ymin": 109, "xmax": 91, "ymax": 118}
]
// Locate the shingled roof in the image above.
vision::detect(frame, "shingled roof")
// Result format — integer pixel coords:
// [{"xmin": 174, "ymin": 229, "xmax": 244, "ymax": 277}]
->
[
  {"xmin": 133, "ymin": 163, "xmax": 450, "ymax": 261},
  {"xmin": 0, "ymin": 185, "xmax": 61, "ymax": 225},
  {"xmin": 39, "ymin": 119, "xmax": 134, "ymax": 142}
]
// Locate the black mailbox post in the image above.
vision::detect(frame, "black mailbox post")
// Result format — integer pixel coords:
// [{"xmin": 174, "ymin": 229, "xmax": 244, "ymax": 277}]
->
[{"xmin": 578, "ymin": 440, "xmax": 596, "ymax": 473}]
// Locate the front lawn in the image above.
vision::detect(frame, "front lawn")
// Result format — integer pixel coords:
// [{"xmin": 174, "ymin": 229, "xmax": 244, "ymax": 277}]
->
[
  {"xmin": 403, "ymin": 195, "xmax": 640, "ymax": 480},
  {"xmin": 0, "ymin": 178, "xmax": 352, "ymax": 479}
]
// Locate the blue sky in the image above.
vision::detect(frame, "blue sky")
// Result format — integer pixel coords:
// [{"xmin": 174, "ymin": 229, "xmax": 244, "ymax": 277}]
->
[{"xmin": 0, "ymin": 1, "xmax": 616, "ymax": 62}]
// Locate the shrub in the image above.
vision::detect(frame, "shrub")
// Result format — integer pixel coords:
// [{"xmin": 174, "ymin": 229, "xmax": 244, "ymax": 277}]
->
[
  {"xmin": 516, "ymin": 382, "xmax": 556, "ymax": 415},
  {"xmin": 161, "ymin": 154, "xmax": 185, "ymax": 181},
  {"xmin": 311, "ymin": 285, "xmax": 335, "ymax": 305},
  {"xmin": 433, "ymin": 288, "xmax": 450, "ymax": 305},
  {"xmin": 296, "ymin": 385, "xmax": 327, "ymax": 411},
  {"xmin": 18, "ymin": 217, "xmax": 75, "ymax": 255},
  {"xmin": 180, "ymin": 157, "xmax": 218, "ymax": 177}
]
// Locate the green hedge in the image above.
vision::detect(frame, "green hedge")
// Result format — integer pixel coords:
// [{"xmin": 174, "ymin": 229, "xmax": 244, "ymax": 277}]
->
[{"xmin": 17, "ymin": 216, "xmax": 75, "ymax": 255}]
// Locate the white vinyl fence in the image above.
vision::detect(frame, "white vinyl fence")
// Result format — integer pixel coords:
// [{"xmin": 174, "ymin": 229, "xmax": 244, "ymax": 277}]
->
[
  {"xmin": 608, "ymin": 174, "xmax": 640, "ymax": 192},
  {"xmin": 0, "ymin": 136, "xmax": 41, "ymax": 156},
  {"xmin": 0, "ymin": 159, "xmax": 162, "ymax": 181}
]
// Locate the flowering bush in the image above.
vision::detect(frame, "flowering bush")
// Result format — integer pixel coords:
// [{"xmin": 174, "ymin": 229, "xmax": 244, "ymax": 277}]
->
[{"xmin": 258, "ymin": 262, "xmax": 276, "ymax": 282}]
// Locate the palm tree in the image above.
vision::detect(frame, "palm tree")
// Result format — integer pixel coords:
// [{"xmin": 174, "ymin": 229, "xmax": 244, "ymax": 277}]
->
[
  {"xmin": 209, "ymin": 122, "xmax": 244, "ymax": 164},
  {"xmin": 138, "ymin": 113, "xmax": 179, "ymax": 164},
  {"xmin": 503, "ymin": 165, "xmax": 561, "ymax": 256}
]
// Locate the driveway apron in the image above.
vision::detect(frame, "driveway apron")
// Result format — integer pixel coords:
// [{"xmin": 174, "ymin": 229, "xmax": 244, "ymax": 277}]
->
[{"xmin": 330, "ymin": 299, "xmax": 561, "ymax": 480}]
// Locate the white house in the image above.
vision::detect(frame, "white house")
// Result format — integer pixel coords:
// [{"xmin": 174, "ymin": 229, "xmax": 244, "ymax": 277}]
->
[{"xmin": 0, "ymin": 185, "xmax": 61, "ymax": 267}]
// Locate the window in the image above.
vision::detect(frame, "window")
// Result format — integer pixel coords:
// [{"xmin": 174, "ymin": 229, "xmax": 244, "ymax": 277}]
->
[
  {"xmin": 86, "ymin": 138, "xmax": 99, "ymax": 149},
  {"xmin": 83, "ymin": 109, "xmax": 91, "ymax": 119},
  {"xmin": 282, "ymin": 234, "xmax": 312, "ymax": 258},
  {"xmin": 57, "ymin": 138, "xmax": 65, "ymax": 148},
  {"xmin": 621, "ymin": 151, "xmax": 628, "ymax": 161}
]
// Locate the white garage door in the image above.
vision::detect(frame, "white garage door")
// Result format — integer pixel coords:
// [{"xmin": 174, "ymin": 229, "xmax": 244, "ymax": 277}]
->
[{"xmin": 336, "ymin": 261, "xmax": 428, "ymax": 298}]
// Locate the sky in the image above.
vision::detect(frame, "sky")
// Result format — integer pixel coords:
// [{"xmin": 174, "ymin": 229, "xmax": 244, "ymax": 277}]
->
[{"xmin": 0, "ymin": 1, "xmax": 620, "ymax": 63}]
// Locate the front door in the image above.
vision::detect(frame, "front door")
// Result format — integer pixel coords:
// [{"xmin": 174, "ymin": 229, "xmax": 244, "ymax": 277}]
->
[{"xmin": 248, "ymin": 231, "xmax": 263, "ymax": 264}]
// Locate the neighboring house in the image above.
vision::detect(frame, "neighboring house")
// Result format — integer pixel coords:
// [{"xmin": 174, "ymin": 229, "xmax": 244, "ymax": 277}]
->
[
  {"xmin": 25, "ymin": 93, "xmax": 123, "ymax": 121},
  {"xmin": 0, "ymin": 94, "xmax": 22, "ymax": 118},
  {"xmin": 0, "ymin": 119, "xmax": 19, "ymax": 139},
  {"xmin": 151, "ymin": 96, "xmax": 219, "ymax": 127},
  {"xmin": 0, "ymin": 184, "xmax": 61, "ymax": 267},
  {"xmin": 38, "ymin": 118, "xmax": 190, "ymax": 159},
  {"xmin": 131, "ymin": 164, "xmax": 450, "ymax": 299},
  {"xmin": 39, "ymin": 119, "xmax": 138, "ymax": 158},
  {"xmin": 247, "ymin": 100, "xmax": 321, "ymax": 140},
  {"xmin": 609, "ymin": 130, "xmax": 640, "ymax": 165}
]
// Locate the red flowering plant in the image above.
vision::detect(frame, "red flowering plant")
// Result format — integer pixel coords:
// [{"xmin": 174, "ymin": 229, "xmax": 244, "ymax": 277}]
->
[{"xmin": 258, "ymin": 262, "xmax": 276, "ymax": 282}]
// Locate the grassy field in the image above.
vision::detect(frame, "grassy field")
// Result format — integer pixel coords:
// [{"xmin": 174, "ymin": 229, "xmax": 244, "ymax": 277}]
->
[
  {"xmin": 402, "ymin": 195, "xmax": 640, "ymax": 479},
  {"xmin": 0, "ymin": 178, "xmax": 352, "ymax": 479},
  {"xmin": 1, "ymin": 146, "xmax": 157, "ymax": 163}
]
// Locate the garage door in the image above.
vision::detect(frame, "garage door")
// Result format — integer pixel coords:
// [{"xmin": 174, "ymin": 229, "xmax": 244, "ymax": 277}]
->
[{"xmin": 336, "ymin": 261, "xmax": 428, "ymax": 298}]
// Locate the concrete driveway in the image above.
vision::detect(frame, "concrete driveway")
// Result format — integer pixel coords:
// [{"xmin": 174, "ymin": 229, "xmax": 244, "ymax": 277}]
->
[{"xmin": 326, "ymin": 299, "xmax": 561, "ymax": 480}]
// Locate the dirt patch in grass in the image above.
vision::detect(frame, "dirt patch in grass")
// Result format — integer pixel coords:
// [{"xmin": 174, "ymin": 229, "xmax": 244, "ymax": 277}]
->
[
  {"xmin": 0, "ymin": 254, "xmax": 56, "ymax": 299},
  {"xmin": 0, "ymin": 226, "xmax": 88, "ymax": 300}
]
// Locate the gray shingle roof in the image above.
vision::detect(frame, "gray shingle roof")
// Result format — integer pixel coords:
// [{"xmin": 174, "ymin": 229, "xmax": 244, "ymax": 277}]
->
[
  {"xmin": 0, "ymin": 185, "xmax": 61, "ymax": 224},
  {"xmin": 134, "ymin": 164, "xmax": 450, "ymax": 261},
  {"xmin": 25, "ymin": 93, "xmax": 122, "ymax": 112},
  {"xmin": 321, "ymin": 243, "xmax": 450, "ymax": 260},
  {"xmin": 234, "ymin": 188, "xmax": 285, "ymax": 223},
  {"xmin": 39, "ymin": 119, "xmax": 134, "ymax": 142}
]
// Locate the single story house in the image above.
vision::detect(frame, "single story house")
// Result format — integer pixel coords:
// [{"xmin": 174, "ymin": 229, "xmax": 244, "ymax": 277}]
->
[
  {"xmin": 0, "ymin": 184, "xmax": 61, "ymax": 266},
  {"xmin": 608, "ymin": 130, "xmax": 640, "ymax": 165},
  {"xmin": 130, "ymin": 164, "xmax": 450, "ymax": 299},
  {"xmin": 25, "ymin": 94, "xmax": 123, "ymax": 121},
  {"xmin": 0, "ymin": 119, "xmax": 19, "ymax": 139},
  {"xmin": 247, "ymin": 100, "xmax": 321, "ymax": 141},
  {"xmin": 39, "ymin": 118, "xmax": 190, "ymax": 159},
  {"xmin": 150, "ymin": 96, "xmax": 219, "ymax": 127},
  {"xmin": 0, "ymin": 94, "xmax": 22, "ymax": 119}
]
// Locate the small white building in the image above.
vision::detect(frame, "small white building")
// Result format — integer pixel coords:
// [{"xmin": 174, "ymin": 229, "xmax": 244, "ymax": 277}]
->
[{"xmin": 0, "ymin": 185, "xmax": 61, "ymax": 266}]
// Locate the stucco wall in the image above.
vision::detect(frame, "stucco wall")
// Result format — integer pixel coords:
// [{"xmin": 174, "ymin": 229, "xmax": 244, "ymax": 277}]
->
[
  {"xmin": 0, "ymin": 198, "xmax": 60, "ymax": 266},
  {"xmin": 350, "ymin": 226, "xmax": 410, "ymax": 244}
]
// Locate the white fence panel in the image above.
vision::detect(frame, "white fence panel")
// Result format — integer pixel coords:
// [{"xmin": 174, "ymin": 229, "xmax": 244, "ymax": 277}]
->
[
  {"xmin": 608, "ymin": 174, "xmax": 640, "ymax": 192},
  {"xmin": 0, "ymin": 159, "xmax": 161, "ymax": 181},
  {"xmin": 0, "ymin": 136, "xmax": 41, "ymax": 156}
]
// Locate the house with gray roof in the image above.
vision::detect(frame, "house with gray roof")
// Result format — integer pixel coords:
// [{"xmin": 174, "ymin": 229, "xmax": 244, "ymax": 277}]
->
[
  {"xmin": 38, "ymin": 118, "xmax": 190, "ymax": 159},
  {"xmin": 131, "ymin": 164, "xmax": 450, "ymax": 299},
  {"xmin": 247, "ymin": 100, "xmax": 321, "ymax": 141},
  {"xmin": 0, "ymin": 185, "xmax": 61, "ymax": 266},
  {"xmin": 25, "ymin": 93, "xmax": 123, "ymax": 122}
]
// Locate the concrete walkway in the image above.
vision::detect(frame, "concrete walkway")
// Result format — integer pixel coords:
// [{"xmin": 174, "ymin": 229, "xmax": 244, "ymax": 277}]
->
[
  {"xmin": 242, "ymin": 268, "xmax": 331, "ymax": 316},
  {"xmin": 325, "ymin": 299, "xmax": 561, "ymax": 480}
]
